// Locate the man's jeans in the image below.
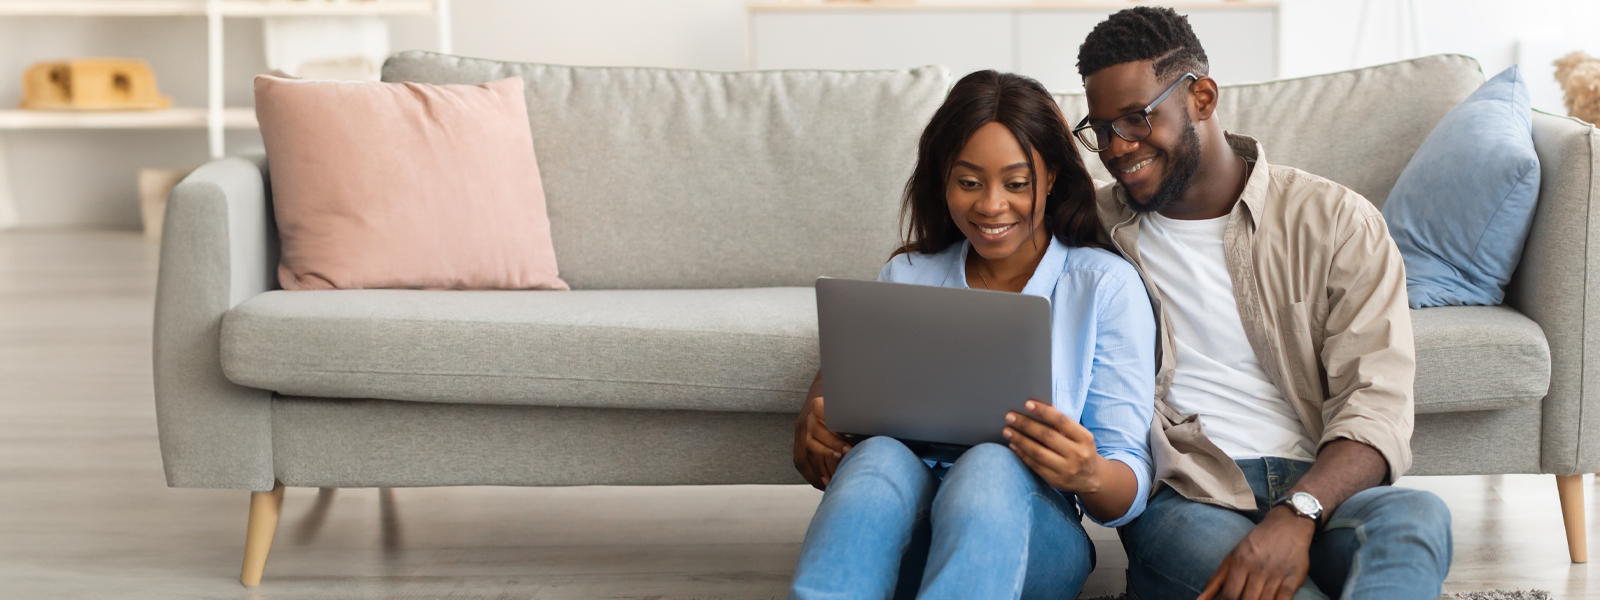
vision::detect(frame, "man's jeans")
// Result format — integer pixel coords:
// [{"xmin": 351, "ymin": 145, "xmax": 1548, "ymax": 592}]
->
[
  {"xmin": 789, "ymin": 436, "xmax": 1094, "ymax": 600},
  {"xmin": 1120, "ymin": 458, "xmax": 1452, "ymax": 600}
]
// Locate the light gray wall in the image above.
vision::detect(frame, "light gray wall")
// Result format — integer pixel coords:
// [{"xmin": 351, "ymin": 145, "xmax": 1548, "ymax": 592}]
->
[
  {"xmin": 0, "ymin": 0, "xmax": 749, "ymax": 230},
  {"xmin": 446, "ymin": 0, "xmax": 747, "ymax": 70},
  {"xmin": 4, "ymin": 0, "xmax": 1597, "ymax": 229}
]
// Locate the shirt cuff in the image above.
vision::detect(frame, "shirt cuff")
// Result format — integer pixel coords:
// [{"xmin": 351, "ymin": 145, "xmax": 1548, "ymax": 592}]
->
[{"xmin": 1079, "ymin": 452, "xmax": 1152, "ymax": 528}]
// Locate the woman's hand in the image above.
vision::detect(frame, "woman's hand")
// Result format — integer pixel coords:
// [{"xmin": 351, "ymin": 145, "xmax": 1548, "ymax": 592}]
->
[
  {"xmin": 793, "ymin": 374, "xmax": 851, "ymax": 491},
  {"xmin": 1004, "ymin": 400, "xmax": 1137, "ymax": 522},
  {"xmin": 1003, "ymin": 400, "xmax": 1104, "ymax": 492}
]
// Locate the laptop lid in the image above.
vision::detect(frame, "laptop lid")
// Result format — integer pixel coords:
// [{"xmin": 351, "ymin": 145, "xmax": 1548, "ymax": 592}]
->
[{"xmin": 815, "ymin": 277, "xmax": 1052, "ymax": 453}]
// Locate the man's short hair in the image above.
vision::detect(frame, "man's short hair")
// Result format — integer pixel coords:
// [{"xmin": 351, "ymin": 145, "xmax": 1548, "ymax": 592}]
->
[{"xmin": 1077, "ymin": 6, "xmax": 1210, "ymax": 83}]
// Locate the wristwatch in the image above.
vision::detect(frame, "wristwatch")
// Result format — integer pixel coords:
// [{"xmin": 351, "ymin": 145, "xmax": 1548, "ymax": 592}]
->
[{"xmin": 1273, "ymin": 492, "xmax": 1324, "ymax": 526}]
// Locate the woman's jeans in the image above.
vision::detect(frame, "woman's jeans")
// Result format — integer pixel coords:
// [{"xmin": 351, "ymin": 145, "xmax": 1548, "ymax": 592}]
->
[
  {"xmin": 789, "ymin": 436, "xmax": 1094, "ymax": 600},
  {"xmin": 1119, "ymin": 457, "xmax": 1453, "ymax": 600}
]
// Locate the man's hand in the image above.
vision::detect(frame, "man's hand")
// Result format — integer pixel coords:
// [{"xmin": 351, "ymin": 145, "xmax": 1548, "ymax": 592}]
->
[
  {"xmin": 1196, "ymin": 506, "xmax": 1316, "ymax": 600},
  {"xmin": 1197, "ymin": 440, "xmax": 1388, "ymax": 600},
  {"xmin": 793, "ymin": 380, "xmax": 850, "ymax": 491}
]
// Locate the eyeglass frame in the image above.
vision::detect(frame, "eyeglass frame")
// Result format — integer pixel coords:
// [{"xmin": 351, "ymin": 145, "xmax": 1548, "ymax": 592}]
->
[{"xmin": 1072, "ymin": 72, "xmax": 1199, "ymax": 153}]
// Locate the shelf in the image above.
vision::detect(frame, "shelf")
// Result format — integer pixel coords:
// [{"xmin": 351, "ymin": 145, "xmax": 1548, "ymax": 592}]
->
[
  {"xmin": 0, "ymin": 0, "xmax": 202, "ymax": 15},
  {"xmin": 0, "ymin": 108, "xmax": 258, "ymax": 130},
  {"xmin": 222, "ymin": 0, "xmax": 435, "ymax": 17},
  {"xmin": 0, "ymin": 0, "xmax": 436, "ymax": 17}
]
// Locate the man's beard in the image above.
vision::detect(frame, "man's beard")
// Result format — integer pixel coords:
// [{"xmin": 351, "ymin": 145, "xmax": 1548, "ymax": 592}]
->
[{"xmin": 1127, "ymin": 114, "xmax": 1202, "ymax": 214}]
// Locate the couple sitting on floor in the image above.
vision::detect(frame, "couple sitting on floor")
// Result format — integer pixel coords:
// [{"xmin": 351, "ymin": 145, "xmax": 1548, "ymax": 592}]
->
[{"xmin": 787, "ymin": 8, "xmax": 1453, "ymax": 600}]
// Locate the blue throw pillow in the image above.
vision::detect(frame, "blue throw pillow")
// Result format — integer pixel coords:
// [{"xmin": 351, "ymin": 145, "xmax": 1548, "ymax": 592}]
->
[{"xmin": 1382, "ymin": 66, "xmax": 1541, "ymax": 309}]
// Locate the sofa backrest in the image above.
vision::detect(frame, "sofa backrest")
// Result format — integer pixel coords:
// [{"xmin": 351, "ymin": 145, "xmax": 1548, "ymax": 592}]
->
[
  {"xmin": 1055, "ymin": 54, "xmax": 1486, "ymax": 208},
  {"xmin": 382, "ymin": 51, "xmax": 950, "ymax": 290}
]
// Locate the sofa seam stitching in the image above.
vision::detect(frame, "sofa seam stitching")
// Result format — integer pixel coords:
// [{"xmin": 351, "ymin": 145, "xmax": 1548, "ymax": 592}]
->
[{"xmin": 249, "ymin": 370, "xmax": 807, "ymax": 394}]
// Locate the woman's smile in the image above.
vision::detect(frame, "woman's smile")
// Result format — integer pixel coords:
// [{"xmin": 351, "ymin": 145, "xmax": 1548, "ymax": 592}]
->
[{"xmin": 972, "ymin": 221, "xmax": 1019, "ymax": 240}]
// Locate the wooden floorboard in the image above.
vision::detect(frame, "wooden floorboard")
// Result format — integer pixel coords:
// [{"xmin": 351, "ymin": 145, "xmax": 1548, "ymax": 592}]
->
[{"xmin": 0, "ymin": 230, "xmax": 1594, "ymax": 598}]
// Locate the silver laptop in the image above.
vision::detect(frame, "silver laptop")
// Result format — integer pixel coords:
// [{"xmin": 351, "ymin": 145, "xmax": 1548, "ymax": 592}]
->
[{"xmin": 815, "ymin": 277, "xmax": 1052, "ymax": 462}]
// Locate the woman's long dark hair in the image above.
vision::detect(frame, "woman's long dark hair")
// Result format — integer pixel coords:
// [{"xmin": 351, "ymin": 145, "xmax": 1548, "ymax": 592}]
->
[{"xmin": 894, "ymin": 70, "xmax": 1101, "ymax": 257}]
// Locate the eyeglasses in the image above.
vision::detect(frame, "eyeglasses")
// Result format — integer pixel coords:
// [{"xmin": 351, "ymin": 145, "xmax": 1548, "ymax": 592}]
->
[{"xmin": 1072, "ymin": 73, "xmax": 1198, "ymax": 153}]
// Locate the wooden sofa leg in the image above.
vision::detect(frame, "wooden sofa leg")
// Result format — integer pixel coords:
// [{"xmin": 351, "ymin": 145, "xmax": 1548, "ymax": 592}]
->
[
  {"xmin": 241, "ymin": 482, "xmax": 286, "ymax": 586},
  {"xmin": 1557, "ymin": 474, "xmax": 1587, "ymax": 563}
]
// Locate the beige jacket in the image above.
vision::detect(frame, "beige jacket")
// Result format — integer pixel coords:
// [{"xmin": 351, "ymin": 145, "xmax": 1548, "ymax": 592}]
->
[{"xmin": 1096, "ymin": 134, "xmax": 1416, "ymax": 511}]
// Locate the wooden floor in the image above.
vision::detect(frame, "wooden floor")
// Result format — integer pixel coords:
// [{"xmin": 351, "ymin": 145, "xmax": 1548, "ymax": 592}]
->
[{"xmin": 0, "ymin": 229, "xmax": 1595, "ymax": 599}]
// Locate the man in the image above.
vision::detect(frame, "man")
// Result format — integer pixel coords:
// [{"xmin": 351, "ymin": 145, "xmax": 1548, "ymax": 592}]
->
[{"xmin": 1072, "ymin": 7, "xmax": 1452, "ymax": 600}]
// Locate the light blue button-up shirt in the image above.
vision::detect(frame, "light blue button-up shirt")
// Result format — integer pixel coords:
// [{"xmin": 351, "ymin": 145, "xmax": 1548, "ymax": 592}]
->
[{"xmin": 878, "ymin": 237, "xmax": 1157, "ymax": 527}]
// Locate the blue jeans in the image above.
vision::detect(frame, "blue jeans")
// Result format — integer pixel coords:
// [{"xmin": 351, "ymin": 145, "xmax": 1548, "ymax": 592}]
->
[
  {"xmin": 789, "ymin": 436, "xmax": 1094, "ymax": 600},
  {"xmin": 1119, "ymin": 458, "xmax": 1452, "ymax": 600}
]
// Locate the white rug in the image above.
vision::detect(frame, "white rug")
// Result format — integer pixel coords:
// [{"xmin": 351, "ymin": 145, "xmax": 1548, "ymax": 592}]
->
[{"xmin": 1442, "ymin": 591, "xmax": 1552, "ymax": 600}]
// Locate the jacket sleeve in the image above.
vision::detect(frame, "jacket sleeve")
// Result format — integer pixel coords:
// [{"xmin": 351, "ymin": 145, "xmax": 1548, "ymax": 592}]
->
[{"xmin": 1319, "ymin": 209, "xmax": 1416, "ymax": 482}]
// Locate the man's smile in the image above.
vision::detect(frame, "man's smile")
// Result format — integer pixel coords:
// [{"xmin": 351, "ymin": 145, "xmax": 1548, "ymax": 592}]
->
[
  {"xmin": 1115, "ymin": 155, "xmax": 1162, "ymax": 192},
  {"xmin": 1121, "ymin": 157, "xmax": 1155, "ymax": 174}
]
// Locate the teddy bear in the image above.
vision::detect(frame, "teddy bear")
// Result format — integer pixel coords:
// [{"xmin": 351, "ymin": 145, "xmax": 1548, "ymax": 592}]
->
[{"xmin": 1555, "ymin": 51, "xmax": 1600, "ymax": 126}]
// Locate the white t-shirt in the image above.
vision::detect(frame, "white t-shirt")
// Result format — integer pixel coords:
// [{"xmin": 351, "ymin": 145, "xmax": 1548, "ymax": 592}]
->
[{"xmin": 1138, "ymin": 211, "xmax": 1317, "ymax": 462}]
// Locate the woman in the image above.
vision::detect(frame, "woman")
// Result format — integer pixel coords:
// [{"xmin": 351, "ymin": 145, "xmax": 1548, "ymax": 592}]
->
[{"xmin": 789, "ymin": 71, "xmax": 1157, "ymax": 600}]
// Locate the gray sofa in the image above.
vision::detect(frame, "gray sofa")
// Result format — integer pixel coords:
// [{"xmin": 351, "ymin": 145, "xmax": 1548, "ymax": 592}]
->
[{"xmin": 154, "ymin": 51, "xmax": 1600, "ymax": 587}]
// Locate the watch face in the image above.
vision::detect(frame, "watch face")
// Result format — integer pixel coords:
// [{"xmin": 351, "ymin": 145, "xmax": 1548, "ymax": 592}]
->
[{"xmin": 1291, "ymin": 493, "xmax": 1320, "ymax": 515}]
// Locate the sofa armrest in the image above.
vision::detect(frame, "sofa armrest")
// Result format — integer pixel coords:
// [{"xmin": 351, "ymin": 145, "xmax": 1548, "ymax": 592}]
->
[
  {"xmin": 153, "ymin": 156, "xmax": 279, "ymax": 491},
  {"xmin": 1506, "ymin": 111, "xmax": 1600, "ymax": 476}
]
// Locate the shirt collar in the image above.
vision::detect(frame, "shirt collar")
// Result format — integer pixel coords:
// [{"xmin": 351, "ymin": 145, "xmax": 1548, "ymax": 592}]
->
[{"xmin": 945, "ymin": 236, "xmax": 1069, "ymax": 300}]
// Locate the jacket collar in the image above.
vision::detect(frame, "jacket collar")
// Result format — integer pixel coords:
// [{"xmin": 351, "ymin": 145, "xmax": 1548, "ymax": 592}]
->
[{"xmin": 1228, "ymin": 133, "xmax": 1268, "ymax": 229}]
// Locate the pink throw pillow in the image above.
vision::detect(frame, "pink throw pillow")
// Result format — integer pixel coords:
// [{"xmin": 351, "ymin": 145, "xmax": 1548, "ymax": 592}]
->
[{"xmin": 255, "ymin": 75, "xmax": 568, "ymax": 291}]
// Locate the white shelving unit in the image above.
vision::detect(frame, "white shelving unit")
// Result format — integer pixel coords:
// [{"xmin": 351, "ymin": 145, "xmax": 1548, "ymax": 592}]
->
[
  {"xmin": 0, "ymin": 107, "xmax": 259, "ymax": 129},
  {"xmin": 0, "ymin": 0, "xmax": 451, "ymax": 156},
  {"xmin": 0, "ymin": 0, "xmax": 453, "ymax": 228},
  {"xmin": 0, "ymin": 0, "xmax": 439, "ymax": 17}
]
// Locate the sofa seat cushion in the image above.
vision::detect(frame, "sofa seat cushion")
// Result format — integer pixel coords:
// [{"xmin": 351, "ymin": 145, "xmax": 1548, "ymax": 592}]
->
[
  {"xmin": 220, "ymin": 288, "xmax": 818, "ymax": 413},
  {"xmin": 221, "ymin": 291, "xmax": 1543, "ymax": 416},
  {"xmin": 1412, "ymin": 305, "xmax": 1549, "ymax": 414}
]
